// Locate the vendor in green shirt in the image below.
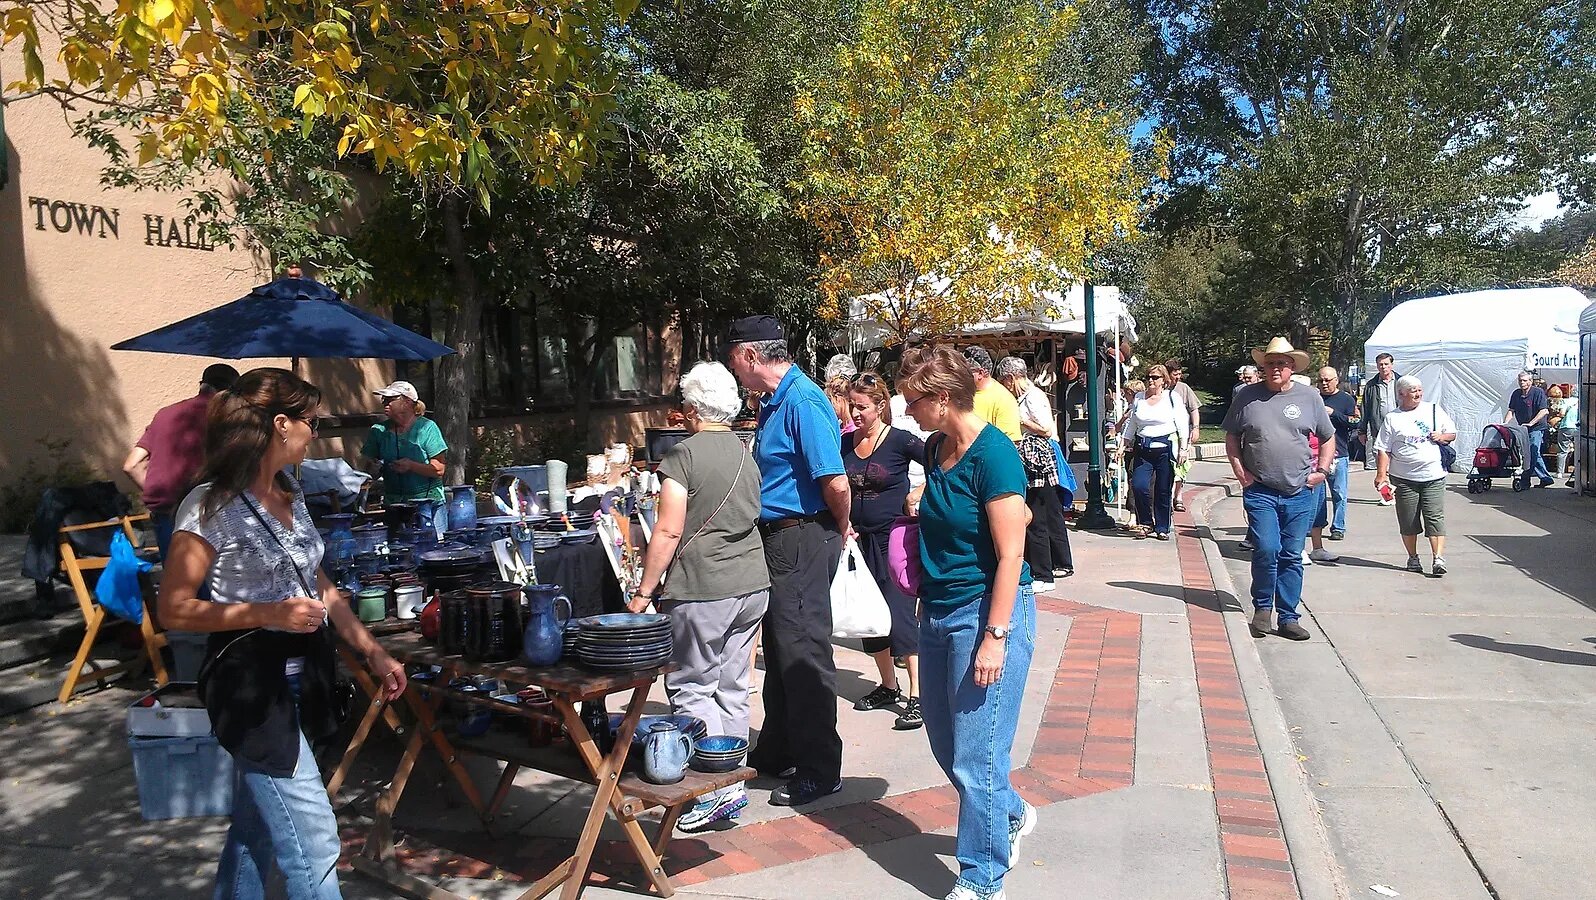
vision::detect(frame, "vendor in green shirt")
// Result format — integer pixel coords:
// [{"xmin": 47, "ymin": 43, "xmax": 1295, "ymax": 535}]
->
[{"xmin": 360, "ymin": 381, "xmax": 448, "ymax": 537}]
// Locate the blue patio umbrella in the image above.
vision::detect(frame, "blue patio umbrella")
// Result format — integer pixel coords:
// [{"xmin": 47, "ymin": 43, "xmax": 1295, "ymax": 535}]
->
[{"xmin": 110, "ymin": 277, "xmax": 455, "ymax": 361}]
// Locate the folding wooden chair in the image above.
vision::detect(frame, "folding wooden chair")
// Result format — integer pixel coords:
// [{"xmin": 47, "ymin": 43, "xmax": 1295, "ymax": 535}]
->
[{"xmin": 57, "ymin": 514, "xmax": 169, "ymax": 703}]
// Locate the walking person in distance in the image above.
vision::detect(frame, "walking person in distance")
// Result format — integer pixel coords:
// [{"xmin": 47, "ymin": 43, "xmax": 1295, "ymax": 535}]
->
[{"xmin": 1373, "ymin": 375, "xmax": 1457, "ymax": 575}]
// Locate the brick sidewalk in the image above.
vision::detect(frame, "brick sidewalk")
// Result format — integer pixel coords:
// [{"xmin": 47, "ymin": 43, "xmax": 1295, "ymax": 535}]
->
[{"xmin": 365, "ymin": 485, "xmax": 1306, "ymax": 899}]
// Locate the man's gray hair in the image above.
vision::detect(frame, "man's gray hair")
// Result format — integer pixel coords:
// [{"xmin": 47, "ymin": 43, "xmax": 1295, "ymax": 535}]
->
[
  {"xmin": 680, "ymin": 362, "xmax": 744, "ymax": 423},
  {"xmin": 997, "ymin": 356, "xmax": 1028, "ymax": 380},
  {"xmin": 1395, "ymin": 375, "xmax": 1424, "ymax": 394},
  {"xmin": 824, "ymin": 354, "xmax": 858, "ymax": 381},
  {"xmin": 1519, "ymin": 369, "xmax": 1535, "ymax": 380},
  {"xmin": 745, "ymin": 340, "xmax": 789, "ymax": 363}
]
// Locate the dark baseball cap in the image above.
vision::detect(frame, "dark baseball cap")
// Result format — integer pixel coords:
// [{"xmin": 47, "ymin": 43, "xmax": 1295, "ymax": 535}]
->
[
  {"xmin": 201, "ymin": 363, "xmax": 240, "ymax": 390},
  {"xmin": 728, "ymin": 315, "xmax": 785, "ymax": 344},
  {"xmin": 961, "ymin": 346, "xmax": 994, "ymax": 373}
]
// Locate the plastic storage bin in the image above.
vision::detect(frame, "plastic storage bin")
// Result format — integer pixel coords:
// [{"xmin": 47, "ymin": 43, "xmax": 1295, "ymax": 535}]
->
[
  {"xmin": 128, "ymin": 733, "xmax": 234, "ymax": 820},
  {"xmin": 165, "ymin": 630, "xmax": 208, "ymax": 682}
]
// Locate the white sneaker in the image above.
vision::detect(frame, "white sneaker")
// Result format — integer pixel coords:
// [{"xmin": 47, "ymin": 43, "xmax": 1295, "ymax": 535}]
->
[
  {"xmin": 1309, "ymin": 548, "xmax": 1339, "ymax": 563},
  {"xmin": 1032, "ymin": 580, "xmax": 1055, "ymax": 594},
  {"xmin": 1301, "ymin": 552, "xmax": 1312, "ymax": 566},
  {"xmin": 1008, "ymin": 799, "xmax": 1037, "ymax": 867},
  {"xmin": 945, "ymin": 886, "xmax": 1005, "ymax": 900}
]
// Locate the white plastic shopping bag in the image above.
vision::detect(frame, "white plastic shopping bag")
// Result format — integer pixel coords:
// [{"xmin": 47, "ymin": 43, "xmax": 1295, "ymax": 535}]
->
[{"xmin": 831, "ymin": 537, "xmax": 891, "ymax": 639}]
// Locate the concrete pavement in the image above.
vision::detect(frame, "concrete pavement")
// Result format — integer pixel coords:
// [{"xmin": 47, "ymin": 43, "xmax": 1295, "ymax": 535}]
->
[{"xmin": 1210, "ymin": 464, "xmax": 1596, "ymax": 900}]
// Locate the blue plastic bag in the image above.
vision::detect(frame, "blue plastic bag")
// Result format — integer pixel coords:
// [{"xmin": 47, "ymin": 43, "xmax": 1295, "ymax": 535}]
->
[
  {"xmin": 1051, "ymin": 439, "xmax": 1078, "ymax": 507},
  {"xmin": 99, "ymin": 531, "xmax": 154, "ymax": 624}
]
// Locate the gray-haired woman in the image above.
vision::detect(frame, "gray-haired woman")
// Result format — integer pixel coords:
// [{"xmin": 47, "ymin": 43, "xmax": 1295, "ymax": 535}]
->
[
  {"xmin": 997, "ymin": 356, "xmax": 1073, "ymax": 580},
  {"xmin": 1372, "ymin": 375, "xmax": 1457, "ymax": 576},
  {"xmin": 630, "ymin": 361, "xmax": 770, "ymax": 831}
]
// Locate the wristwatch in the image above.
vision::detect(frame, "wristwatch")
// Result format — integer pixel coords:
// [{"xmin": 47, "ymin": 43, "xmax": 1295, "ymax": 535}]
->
[
  {"xmin": 984, "ymin": 625, "xmax": 1009, "ymax": 641},
  {"xmin": 1314, "ymin": 466, "xmax": 1330, "ymax": 478}
]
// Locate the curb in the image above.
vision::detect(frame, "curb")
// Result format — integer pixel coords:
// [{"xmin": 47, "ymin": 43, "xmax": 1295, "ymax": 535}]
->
[{"xmin": 1187, "ymin": 485, "xmax": 1350, "ymax": 900}]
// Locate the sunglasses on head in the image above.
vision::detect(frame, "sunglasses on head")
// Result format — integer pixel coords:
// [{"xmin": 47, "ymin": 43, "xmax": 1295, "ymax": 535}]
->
[{"xmin": 850, "ymin": 373, "xmax": 882, "ymax": 386}]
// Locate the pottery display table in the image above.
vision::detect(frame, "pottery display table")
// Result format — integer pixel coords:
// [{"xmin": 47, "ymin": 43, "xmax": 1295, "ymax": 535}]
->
[{"xmin": 348, "ymin": 631, "xmax": 753, "ymax": 900}]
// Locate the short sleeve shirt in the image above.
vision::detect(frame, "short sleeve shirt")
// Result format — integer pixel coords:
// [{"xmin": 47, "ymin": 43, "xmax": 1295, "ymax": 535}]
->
[
  {"xmin": 1222, "ymin": 383, "xmax": 1335, "ymax": 494},
  {"xmin": 754, "ymin": 366, "xmax": 846, "ymax": 520},
  {"xmin": 1373, "ymin": 402, "xmax": 1457, "ymax": 482},
  {"xmin": 973, "ymin": 381, "xmax": 1023, "ymax": 440},
  {"xmin": 1509, "ymin": 387, "xmax": 1549, "ymax": 432},
  {"xmin": 1016, "ymin": 386, "xmax": 1055, "ymax": 437},
  {"xmin": 655, "ymin": 431, "xmax": 769, "ymax": 601},
  {"xmin": 846, "ymin": 427, "xmax": 926, "ymax": 534},
  {"xmin": 918, "ymin": 425, "xmax": 1033, "ymax": 610},
  {"xmin": 361, "ymin": 417, "xmax": 448, "ymax": 502},
  {"xmin": 136, "ymin": 393, "xmax": 212, "ymax": 510},
  {"xmin": 1170, "ymin": 381, "xmax": 1201, "ymax": 425},
  {"xmin": 174, "ymin": 479, "xmax": 324, "ymax": 612}
]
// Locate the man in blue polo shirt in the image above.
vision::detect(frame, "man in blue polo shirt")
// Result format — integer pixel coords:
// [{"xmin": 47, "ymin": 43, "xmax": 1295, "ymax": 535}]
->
[{"xmin": 727, "ymin": 315, "xmax": 853, "ymax": 808}]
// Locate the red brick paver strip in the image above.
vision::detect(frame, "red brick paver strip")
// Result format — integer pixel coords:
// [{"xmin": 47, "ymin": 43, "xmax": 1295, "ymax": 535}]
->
[
  {"xmin": 1176, "ymin": 488, "xmax": 1303, "ymax": 900},
  {"xmin": 352, "ymin": 483, "xmax": 1305, "ymax": 898}
]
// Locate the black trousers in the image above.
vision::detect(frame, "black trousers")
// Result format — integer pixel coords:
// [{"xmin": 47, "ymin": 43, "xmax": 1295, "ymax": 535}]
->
[
  {"xmin": 748, "ymin": 518, "xmax": 845, "ymax": 784},
  {"xmin": 1025, "ymin": 485, "xmax": 1073, "ymax": 576}
]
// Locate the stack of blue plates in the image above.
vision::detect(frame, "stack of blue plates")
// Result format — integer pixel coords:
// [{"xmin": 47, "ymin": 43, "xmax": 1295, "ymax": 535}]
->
[
  {"xmin": 575, "ymin": 613, "xmax": 673, "ymax": 670},
  {"xmin": 562, "ymin": 623, "xmax": 582, "ymax": 656}
]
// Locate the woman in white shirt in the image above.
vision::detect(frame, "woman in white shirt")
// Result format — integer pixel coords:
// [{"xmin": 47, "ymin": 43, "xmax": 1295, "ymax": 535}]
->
[
  {"xmin": 1372, "ymin": 375, "xmax": 1457, "ymax": 576},
  {"xmin": 1118, "ymin": 365, "xmax": 1190, "ymax": 539}
]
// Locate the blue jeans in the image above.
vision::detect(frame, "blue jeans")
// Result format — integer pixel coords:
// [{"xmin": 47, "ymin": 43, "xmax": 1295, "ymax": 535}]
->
[
  {"xmin": 1131, "ymin": 443, "xmax": 1174, "ymax": 535},
  {"xmin": 1242, "ymin": 485, "xmax": 1316, "ymax": 622},
  {"xmin": 1525, "ymin": 428, "xmax": 1550, "ymax": 482},
  {"xmin": 151, "ymin": 508, "xmax": 177, "ymax": 560},
  {"xmin": 1311, "ymin": 457, "xmax": 1349, "ymax": 532},
  {"xmin": 919, "ymin": 585, "xmax": 1036, "ymax": 897},
  {"xmin": 214, "ymin": 728, "xmax": 342, "ymax": 899}
]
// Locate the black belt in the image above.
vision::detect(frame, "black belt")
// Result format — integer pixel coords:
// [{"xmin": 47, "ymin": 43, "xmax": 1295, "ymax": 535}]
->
[{"xmin": 759, "ymin": 514, "xmax": 819, "ymax": 535}]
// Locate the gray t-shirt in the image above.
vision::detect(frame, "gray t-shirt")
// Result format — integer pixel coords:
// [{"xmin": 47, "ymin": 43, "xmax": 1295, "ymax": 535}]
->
[
  {"xmin": 174, "ymin": 479, "xmax": 324, "ymax": 608},
  {"xmin": 1222, "ymin": 383, "xmax": 1334, "ymax": 494},
  {"xmin": 655, "ymin": 430, "xmax": 769, "ymax": 602}
]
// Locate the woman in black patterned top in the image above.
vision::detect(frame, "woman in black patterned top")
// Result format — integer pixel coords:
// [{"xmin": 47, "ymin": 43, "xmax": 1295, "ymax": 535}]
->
[{"xmin": 844, "ymin": 372, "xmax": 927, "ymax": 730}]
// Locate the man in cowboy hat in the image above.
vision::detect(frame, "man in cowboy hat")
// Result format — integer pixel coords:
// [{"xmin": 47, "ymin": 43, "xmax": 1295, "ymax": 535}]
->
[{"xmin": 1223, "ymin": 337, "xmax": 1336, "ymax": 641}]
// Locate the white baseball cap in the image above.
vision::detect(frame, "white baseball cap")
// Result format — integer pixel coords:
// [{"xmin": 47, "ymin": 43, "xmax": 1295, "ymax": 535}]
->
[{"xmin": 374, "ymin": 381, "xmax": 419, "ymax": 402}]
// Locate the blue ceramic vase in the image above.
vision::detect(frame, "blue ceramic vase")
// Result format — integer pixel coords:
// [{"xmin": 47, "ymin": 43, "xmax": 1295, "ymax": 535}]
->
[
  {"xmin": 641, "ymin": 721, "xmax": 692, "ymax": 784},
  {"xmin": 521, "ymin": 584, "xmax": 572, "ymax": 666},
  {"xmin": 446, "ymin": 484, "xmax": 478, "ymax": 532}
]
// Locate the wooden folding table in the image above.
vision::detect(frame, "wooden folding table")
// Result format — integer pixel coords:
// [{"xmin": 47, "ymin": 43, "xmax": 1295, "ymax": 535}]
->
[{"xmin": 349, "ymin": 631, "xmax": 752, "ymax": 900}]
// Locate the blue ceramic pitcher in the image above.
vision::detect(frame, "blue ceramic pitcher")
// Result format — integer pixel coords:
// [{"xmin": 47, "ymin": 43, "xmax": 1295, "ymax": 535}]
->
[
  {"xmin": 446, "ymin": 484, "xmax": 478, "ymax": 532},
  {"xmin": 641, "ymin": 721, "xmax": 692, "ymax": 784},
  {"xmin": 521, "ymin": 584, "xmax": 572, "ymax": 666}
]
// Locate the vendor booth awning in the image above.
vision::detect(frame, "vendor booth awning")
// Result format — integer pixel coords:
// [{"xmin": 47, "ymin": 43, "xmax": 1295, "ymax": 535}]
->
[
  {"xmin": 846, "ymin": 281, "xmax": 1136, "ymax": 350},
  {"xmin": 1365, "ymin": 286, "xmax": 1590, "ymax": 469}
]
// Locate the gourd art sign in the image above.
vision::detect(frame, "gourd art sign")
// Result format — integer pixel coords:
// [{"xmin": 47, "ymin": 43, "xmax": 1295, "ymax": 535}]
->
[{"xmin": 26, "ymin": 195, "xmax": 217, "ymax": 251}]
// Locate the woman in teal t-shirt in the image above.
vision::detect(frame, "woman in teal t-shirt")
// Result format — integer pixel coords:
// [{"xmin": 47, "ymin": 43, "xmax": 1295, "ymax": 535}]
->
[
  {"xmin": 897, "ymin": 345, "xmax": 1036, "ymax": 900},
  {"xmin": 359, "ymin": 381, "xmax": 448, "ymax": 537}
]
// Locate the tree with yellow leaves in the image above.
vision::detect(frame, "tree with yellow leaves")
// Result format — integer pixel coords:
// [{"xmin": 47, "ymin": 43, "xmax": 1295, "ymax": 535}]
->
[
  {"xmin": 1, "ymin": 0, "xmax": 634, "ymax": 198},
  {"xmin": 795, "ymin": 0, "xmax": 1145, "ymax": 343}
]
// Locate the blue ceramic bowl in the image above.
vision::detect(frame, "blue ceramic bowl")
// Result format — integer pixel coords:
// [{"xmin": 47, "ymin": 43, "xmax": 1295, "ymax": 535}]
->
[
  {"xmin": 693, "ymin": 735, "xmax": 748, "ymax": 756},
  {"xmin": 690, "ymin": 754, "xmax": 744, "ymax": 773}
]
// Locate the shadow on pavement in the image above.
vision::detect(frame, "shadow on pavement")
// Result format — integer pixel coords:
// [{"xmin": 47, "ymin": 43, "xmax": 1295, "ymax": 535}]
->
[
  {"xmin": 1316, "ymin": 554, "xmax": 1408, "ymax": 572},
  {"xmin": 1471, "ymin": 534, "xmax": 1596, "ymax": 614},
  {"xmin": 806, "ymin": 776, "xmax": 954, "ymax": 899},
  {"xmin": 1450, "ymin": 634, "xmax": 1596, "ymax": 667},
  {"xmin": 1106, "ymin": 581, "xmax": 1186, "ymax": 602}
]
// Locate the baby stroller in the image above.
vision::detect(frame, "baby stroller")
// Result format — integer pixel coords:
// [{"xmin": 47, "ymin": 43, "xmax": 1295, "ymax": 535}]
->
[{"xmin": 1466, "ymin": 423, "xmax": 1527, "ymax": 493}]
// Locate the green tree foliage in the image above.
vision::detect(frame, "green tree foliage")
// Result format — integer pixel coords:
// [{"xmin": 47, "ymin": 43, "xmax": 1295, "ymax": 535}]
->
[
  {"xmin": 797, "ymin": 0, "xmax": 1145, "ymax": 342},
  {"xmin": 1144, "ymin": 0, "xmax": 1596, "ymax": 365}
]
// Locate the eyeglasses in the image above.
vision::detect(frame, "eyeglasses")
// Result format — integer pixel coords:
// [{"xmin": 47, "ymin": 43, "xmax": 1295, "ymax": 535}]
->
[
  {"xmin": 1260, "ymin": 360, "xmax": 1295, "ymax": 369},
  {"xmin": 1148, "ymin": 375, "xmax": 1165, "ymax": 381},
  {"xmin": 902, "ymin": 392, "xmax": 931, "ymax": 408},
  {"xmin": 300, "ymin": 416, "xmax": 320, "ymax": 436},
  {"xmin": 850, "ymin": 373, "xmax": 883, "ymax": 387},
  {"xmin": 1317, "ymin": 376, "xmax": 1336, "ymax": 382}
]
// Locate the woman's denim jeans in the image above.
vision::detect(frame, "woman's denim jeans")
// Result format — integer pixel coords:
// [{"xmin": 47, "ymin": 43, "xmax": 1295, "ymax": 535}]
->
[
  {"xmin": 919, "ymin": 585, "xmax": 1036, "ymax": 897},
  {"xmin": 214, "ymin": 704, "xmax": 342, "ymax": 898}
]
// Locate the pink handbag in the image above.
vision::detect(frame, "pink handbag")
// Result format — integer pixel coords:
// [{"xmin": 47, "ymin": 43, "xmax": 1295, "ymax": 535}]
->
[{"xmin": 887, "ymin": 515, "xmax": 922, "ymax": 597}]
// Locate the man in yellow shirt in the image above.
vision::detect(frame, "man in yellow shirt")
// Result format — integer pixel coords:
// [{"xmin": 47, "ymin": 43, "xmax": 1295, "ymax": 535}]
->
[{"xmin": 963, "ymin": 346, "xmax": 1023, "ymax": 440}]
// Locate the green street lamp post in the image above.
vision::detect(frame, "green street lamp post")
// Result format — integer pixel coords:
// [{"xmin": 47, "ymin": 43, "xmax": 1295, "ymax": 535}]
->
[{"xmin": 1079, "ymin": 281, "xmax": 1116, "ymax": 530}]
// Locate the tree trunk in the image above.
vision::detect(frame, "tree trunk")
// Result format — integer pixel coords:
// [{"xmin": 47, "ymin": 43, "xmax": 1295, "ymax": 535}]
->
[
  {"xmin": 437, "ymin": 194, "xmax": 484, "ymax": 485},
  {"xmin": 564, "ymin": 316, "xmax": 599, "ymax": 449}
]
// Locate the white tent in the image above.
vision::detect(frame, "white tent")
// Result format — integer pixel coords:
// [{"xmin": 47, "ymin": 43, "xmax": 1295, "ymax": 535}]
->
[
  {"xmin": 1365, "ymin": 286, "xmax": 1590, "ymax": 469},
  {"xmin": 846, "ymin": 281, "xmax": 1136, "ymax": 351}
]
